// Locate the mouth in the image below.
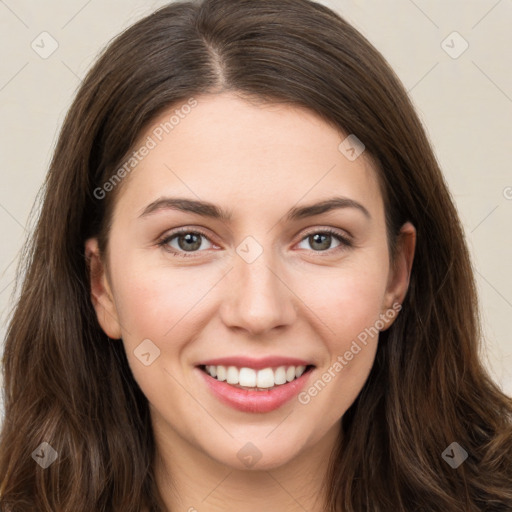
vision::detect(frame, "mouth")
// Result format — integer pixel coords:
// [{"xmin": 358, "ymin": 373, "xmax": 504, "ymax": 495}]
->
[
  {"xmin": 197, "ymin": 364, "xmax": 315, "ymax": 391},
  {"xmin": 195, "ymin": 363, "xmax": 316, "ymax": 413}
]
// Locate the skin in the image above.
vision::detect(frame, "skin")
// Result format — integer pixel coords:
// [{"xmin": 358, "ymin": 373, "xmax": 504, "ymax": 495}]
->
[{"xmin": 86, "ymin": 92, "xmax": 416, "ymax": 512}]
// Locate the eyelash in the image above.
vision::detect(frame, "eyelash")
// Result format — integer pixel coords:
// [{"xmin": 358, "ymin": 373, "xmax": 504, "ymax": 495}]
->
[{"xmin": 157, "ymin": 227, "xmax": 353, "ymax": 258}]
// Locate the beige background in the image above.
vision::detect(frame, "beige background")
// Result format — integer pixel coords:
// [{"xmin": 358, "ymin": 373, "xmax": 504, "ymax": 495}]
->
[{"xmin": 0, "ymin": 1, "xmax": 511, "ymax": 421}]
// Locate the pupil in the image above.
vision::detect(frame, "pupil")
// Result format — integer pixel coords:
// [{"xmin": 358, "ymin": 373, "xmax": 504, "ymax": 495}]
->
[
  {"xmin": 179, "ymin": 233, "xmax": 201, "ymax": 251},
  {"xmin": 311, "ymin": 233, "xmax": 330, "ymax": 251}
]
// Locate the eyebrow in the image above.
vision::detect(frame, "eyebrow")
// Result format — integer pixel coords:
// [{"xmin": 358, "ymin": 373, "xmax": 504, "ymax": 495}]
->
[{"xmin": 138, "ymin": 196, "xmax": 371, "ymax": 221}]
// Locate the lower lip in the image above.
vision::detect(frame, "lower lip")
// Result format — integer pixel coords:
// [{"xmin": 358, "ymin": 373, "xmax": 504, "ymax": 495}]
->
[{"xmin": 196, "ymin": 366, "xmax": 314, "ymax": 413}]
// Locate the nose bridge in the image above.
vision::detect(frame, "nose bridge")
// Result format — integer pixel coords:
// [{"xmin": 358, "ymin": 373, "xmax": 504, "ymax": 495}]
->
[{"xmin": 220, "ymin": 238, "xmax": 296, "ymax": 335}]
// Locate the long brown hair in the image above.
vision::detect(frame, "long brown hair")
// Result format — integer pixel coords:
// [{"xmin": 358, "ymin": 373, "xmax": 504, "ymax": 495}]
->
[{"xmin": 1, "ymin": 0, "xmax": 511, "ymax": 510}]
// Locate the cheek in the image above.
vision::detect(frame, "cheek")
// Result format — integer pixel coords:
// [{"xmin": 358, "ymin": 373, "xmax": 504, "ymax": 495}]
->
[
  {"xmin": 112, "ymin": 243, "xmax": 389, "ymax": 348},
  {"xmin": 304, "ymin": 256, "xmax": 389, "ymax": 343},
  {"xmin": 109, "ymin": 261, "xmax": 212, "ymax": 403},
  {"xmin": 110, "ymin": 252, "xmax": 219, "ymax": 347},
  {"xmin": 295, "ymin": 257, "xmax": 387, "ymax": 413}
]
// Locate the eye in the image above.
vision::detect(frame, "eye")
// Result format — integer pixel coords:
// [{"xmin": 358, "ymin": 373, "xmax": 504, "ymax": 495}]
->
[
  {"xmin": 158, "ymin": 229, "xmax": 217, "ymax": 257},
  {"xmin": 296, "ymin": 228, "xmax": 352, "ymax": 253},
  {"xmin": 158, "ymin": 227, "xmax": 352, "ymax": 258}
]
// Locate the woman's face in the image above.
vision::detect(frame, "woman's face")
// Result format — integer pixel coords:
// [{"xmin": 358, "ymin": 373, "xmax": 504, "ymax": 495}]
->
[{"xmin": 87, "ymin": 92, "xmax": 414, "ymax": 471}]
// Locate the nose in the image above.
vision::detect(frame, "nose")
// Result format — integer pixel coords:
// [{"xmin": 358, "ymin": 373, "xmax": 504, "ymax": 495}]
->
[{"xmin": 218, "ymin": 249, "xmax": 297, "ymax": 337}]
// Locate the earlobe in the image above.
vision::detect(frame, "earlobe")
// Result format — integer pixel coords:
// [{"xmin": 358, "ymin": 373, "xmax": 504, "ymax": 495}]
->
[
  {"xmin": 84, "ymin": 238, "xmax": 122, "ymax": 339},
  {"xmin": 382, "ymin": 222, "xmax": 416, "ymax": 326}
]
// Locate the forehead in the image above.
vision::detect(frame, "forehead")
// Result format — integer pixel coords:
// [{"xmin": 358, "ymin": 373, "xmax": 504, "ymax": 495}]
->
[{"xmin": 111, "ymin": 92, "xmax": 384, "ymax": 222}]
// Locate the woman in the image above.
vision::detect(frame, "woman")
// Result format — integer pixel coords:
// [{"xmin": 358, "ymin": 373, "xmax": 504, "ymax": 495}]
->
[{"xmin": 1, "ymin": 0, "xmax": 511, "ymax": 510}]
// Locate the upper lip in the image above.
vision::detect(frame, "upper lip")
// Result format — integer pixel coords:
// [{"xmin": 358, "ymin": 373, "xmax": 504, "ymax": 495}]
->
[{"xmin": 196, "ymin": 356, "xmax": 315, "ymax": 370}]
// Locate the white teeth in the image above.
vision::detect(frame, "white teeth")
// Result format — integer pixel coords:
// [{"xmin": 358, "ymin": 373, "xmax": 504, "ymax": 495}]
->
[
  {"xmin": 216, "ymin": 365, "xmax": 226, "ymax": 381},
  {"xmin": 203, "ymin": 364, "xmax": 310, "ymax": 389},
  {"xmin": 256, "ymin": 368, "xmax": 274, "ymax": 388},
  {"xmin": 226, "ymin": 366, "xmax": 239, "ymax": 384},
  {"xmin": 239, "ymin": 367, "xmax": 256, "ymax": 387},
  {"xmin": 274, "ymin": 366, "xmax": 287, "ymax": 385}
]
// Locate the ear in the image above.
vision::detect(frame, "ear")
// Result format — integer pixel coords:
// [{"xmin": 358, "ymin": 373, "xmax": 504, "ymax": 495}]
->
[
  {"xmin": 85, "ymin": 238, "xmax": 122, "ymax": 339},
  {"xmin": 381, "ymin": 222, "xmax": 416, "ymax": 327}
]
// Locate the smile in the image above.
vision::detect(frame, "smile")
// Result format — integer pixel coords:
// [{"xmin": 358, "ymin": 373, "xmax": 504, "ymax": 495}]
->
[
  {"xmin": 195, "ymin": 359, "xmax": 316, "ymax": 413},
  {"xmin": 200, "ymin": 364, "xmax": 312, "ymax": 390}
]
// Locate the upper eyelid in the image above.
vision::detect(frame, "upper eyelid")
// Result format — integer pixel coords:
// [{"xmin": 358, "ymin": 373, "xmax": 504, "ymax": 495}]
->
[
  {"xmin": 301, "ymin": 226, "xmax": 352, "ymax": 241},
  {"xmin": 160, "ymin": 227, "xmax": 216, "ymax": 244}
]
